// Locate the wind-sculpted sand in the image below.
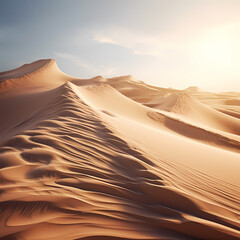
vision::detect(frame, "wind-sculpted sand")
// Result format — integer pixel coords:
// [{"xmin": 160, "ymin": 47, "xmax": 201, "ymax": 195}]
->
[{"xmin": 0, "ymin": 59, "xmax": 239, "ymax": 240}]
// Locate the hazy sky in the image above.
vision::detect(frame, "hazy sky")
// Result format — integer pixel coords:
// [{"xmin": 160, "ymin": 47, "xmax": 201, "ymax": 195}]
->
[{"xmin": 1, "ymin": 0, "xmax": 240, "ymax": 91}]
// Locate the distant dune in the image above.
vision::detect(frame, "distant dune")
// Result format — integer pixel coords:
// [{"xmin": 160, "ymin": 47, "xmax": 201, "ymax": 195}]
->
[{"xmin": 0, "ymin": 59, "xmax": 239, "ymax": 240}]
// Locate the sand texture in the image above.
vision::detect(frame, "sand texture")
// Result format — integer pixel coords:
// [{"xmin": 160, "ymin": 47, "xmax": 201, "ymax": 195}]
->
[{"xmin": 0, "ymin": 59, "xmax": 239, "ymax": 240}]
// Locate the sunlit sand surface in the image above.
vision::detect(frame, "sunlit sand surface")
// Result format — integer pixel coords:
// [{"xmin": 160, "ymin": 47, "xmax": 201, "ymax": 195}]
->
[{"xmin": 0, "ymin": 59, "xmax": 239, "ymax": 240}]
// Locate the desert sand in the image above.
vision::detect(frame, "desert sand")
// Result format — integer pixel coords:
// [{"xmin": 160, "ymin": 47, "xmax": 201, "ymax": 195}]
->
[{"xmin": 0, "ymin": 59, "xmax": 239, "ymax": 240}]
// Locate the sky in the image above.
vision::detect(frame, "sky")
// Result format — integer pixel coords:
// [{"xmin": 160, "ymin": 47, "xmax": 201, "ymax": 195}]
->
[{"xmin": 0, "ymin": 0, "xmax": 240, "ymax": 92}]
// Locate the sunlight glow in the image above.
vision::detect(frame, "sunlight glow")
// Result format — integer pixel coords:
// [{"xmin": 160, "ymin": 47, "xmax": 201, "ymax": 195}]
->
[{"xmin": 193, "ymin": 24, "xmax": 239, "ymax": 71}]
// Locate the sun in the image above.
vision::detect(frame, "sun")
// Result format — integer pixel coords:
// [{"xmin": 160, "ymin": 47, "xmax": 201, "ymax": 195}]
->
[{"xmin": 193, "ymin": 25, "xmax": 238, "ymax": 71}]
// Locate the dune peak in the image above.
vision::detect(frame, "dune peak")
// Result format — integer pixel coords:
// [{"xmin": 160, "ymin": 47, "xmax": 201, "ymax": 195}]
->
[
  {"xmin": 185, "ymin": 86, "xmax": 201, "ymax": 92},
  {"xmin": 91, "ymin": 75, "xmax": 107, "ymax": 83},
  {"xmin": 0, "ymin": 59, "xmax": 54, "ymax": 82},
  {"xmin": 0, "ymin": 59, "xmax": 75, "ymax": 93}
]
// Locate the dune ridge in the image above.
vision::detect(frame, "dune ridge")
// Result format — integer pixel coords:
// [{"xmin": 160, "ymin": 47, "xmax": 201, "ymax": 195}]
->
[
  {"xmin": 0, "ymin": 59, "xmax": 52, "ymax": 81},
  {"xmin": 0, "ymin": 59, "xmax": 239, "ymax": 240},
  {"xmin": 0, "ymin": 59, "xmax": 73, "ymax": 94}
]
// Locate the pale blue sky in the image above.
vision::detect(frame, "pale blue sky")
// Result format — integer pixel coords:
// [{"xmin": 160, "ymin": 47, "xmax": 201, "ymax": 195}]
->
[{"xmin": 1, "ymin": 0, "xmax": 240, "ymax": 91}]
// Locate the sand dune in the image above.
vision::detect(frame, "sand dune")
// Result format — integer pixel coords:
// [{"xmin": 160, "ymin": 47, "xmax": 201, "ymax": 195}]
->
[{"xmin": 0, "ymin": 59, "xmax": 239, "ymax": 240}]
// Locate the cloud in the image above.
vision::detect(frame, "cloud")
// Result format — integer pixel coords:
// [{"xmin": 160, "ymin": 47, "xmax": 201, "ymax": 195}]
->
[
  {"xmin": 92, "ymin": 28, "xmax": 188, "ymax": 57},
  {"xmin": 55, "ymin": 52, "xmax": 92, "ymax": 71},
  {"xmin": 93, "ymin": 34, "xmax": 117, "ymax": 45},
  {"xmin": 55, "ymin": 52, "xmax": 118, "ymax": 76},
  {"xmin": 70, "ymin": 26, "xmax": 190, "ymax": 58}
]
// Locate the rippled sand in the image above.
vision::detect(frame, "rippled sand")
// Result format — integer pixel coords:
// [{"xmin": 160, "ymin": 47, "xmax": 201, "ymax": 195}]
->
[{"xmin": 0, "ymin": 59, "xmax": 239, "ymax": 240}]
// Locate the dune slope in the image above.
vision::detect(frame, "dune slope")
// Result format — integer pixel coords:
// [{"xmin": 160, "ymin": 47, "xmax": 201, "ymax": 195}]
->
[{"xmin": 0, "ymin": 59, "xmax": 239, "ymax": 240}]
